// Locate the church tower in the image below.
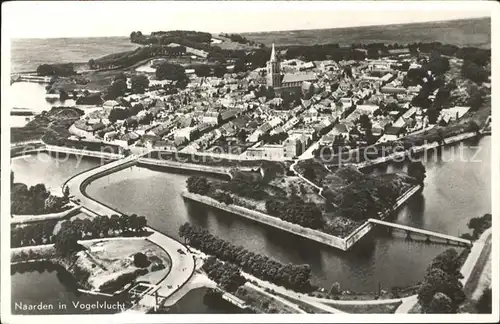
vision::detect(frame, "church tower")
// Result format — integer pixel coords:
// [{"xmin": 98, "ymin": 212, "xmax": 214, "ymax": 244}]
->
[{"xmin": 266, "ymin": 43, "xmax": 281, "ymax": 88}]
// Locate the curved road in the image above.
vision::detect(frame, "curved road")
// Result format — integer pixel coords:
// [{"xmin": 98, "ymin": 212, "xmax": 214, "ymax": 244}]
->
[{"xmin": 63, "ymin": 155, "xmax": 195, "ymax": 311}]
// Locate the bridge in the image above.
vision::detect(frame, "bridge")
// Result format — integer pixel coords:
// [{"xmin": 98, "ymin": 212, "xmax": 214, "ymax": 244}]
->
[
  {"xmin": 368, "ymin": 218, "xmax": 472, "ymax": 247},
  {"xmin": 11, "ymin": 74, "xmax": 52, "ymax": 84}
]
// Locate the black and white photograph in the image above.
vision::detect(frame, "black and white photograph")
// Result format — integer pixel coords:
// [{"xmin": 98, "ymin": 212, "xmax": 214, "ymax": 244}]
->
[{"xmin": 1, "ymin": 1, "xmax": 497, "ymax": 322}]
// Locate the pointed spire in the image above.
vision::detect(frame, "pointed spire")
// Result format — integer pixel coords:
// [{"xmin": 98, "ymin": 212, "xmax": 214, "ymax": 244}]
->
[{"xmin": 270, "ymin": 43, "xmax": 277, "ymax": 62}]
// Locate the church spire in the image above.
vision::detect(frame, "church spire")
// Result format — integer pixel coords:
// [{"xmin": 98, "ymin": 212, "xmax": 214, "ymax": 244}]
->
[{"xmin": 270, "ymin": 43, "xmax": 277, "ymax": 62}]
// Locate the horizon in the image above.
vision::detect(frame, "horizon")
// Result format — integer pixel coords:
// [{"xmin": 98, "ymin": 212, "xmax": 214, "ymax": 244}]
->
[
  {"xmin": 9, "ymin": 16, "xmax": 491, "ymax": 40},
  {"xmin": 3, "ymin": 1, "xmax": 493, "ymax": 39}
]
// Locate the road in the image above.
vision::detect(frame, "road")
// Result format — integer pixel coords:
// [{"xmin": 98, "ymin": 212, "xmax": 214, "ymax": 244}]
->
[{"xmin": 63, "ymin": 154, "xmax": 197, "ymax": 312}]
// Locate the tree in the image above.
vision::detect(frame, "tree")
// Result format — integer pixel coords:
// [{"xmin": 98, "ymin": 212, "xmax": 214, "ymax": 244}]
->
[
  {"xmin": 54, "ymin": 223, "xmax": 81, "ymax": 255},
  {"xmin": 427, "ymin": 292, "xmax": 454, "ymax": 313},
  {"xmin": 468, "ymin": 88, "xmax": 484, "ymax": 111},
  {"xmin": 156, "ymin": 62, "xmax": 187, "ymax": 81},
  {"xmin": 131, "ymin": 75, "xmax": 149, "ymax": 94},
  {"xmin": 64, "ymin": 186, "xmax": 70, "ymax": 198},
  {"xmin": 110, "ymin": 214, "xmax": 121, "ymax": 234},
  {"xmin": 359, "ymin": 114, "xmax": 372, "ymax": 130},
  {"xmin": 107, "ymin": 78, "xmax": 128, "ymax": 99},
  {"xmin": 329, "ymin": 282, "xmax": 341, "ymax": 295},
  {"xmin": 133, "ymin": 252, "xmax": 150, "ymax": 268},
  {"xmin": 428, "ymin": 248, "xmax": 462, "ymax": 278},
  {"xmin": 407, "ymin": 161, "xmax": 426, "ymax": 184},
  {"xmin": 418, "ymin": 266, "xmax": 465, "ymax": 313},
  {"xmin": 195, "ymin": 65, "xmax": 211, "ymax": 77},
  {"xmin": 214, "ymin": 64, "xmax": 227, "ymax": 78},
  {"xmin": 186, "ymin": 176, "xmax": 211, "ymax": 195}
]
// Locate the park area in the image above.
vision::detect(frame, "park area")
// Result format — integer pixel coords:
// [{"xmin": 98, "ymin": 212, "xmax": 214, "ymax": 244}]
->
[{"xmin": 75, "ymin": 238, "xmax": 172, "ymax": 294}]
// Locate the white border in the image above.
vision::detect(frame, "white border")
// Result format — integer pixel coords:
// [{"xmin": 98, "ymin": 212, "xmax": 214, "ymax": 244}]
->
[{"xmin": 1, "ymin": 1, "xmax": 498, "ymax": 323}]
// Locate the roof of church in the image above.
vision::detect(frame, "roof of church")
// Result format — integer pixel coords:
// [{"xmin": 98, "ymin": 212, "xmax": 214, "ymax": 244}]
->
[
  {"xmin": 270, "ymin": 43, "xmax": 277, "ymax": 61},
  {"xmin": 282, "ymin": 72, "xmax": 317, "ymax": 84}
]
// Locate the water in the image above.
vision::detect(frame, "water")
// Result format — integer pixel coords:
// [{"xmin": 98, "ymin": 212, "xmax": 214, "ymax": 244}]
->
[
  {"xmin": 10, "ymin": 82, "xmax": 75, "ymax": 112},
  {"xmin": 365, "ymin": 136, "xmax": 491, "ymax": 236},
  {"xmin": 11, "ymin": 262, "xmax": 125, "ymax": 315},
  {"xmin": 11, "ymin": 37, "xmax": 138, "ymax": 73},
  {"xmin": 11, "ymin": 152, "xmax": 102, "ymax": 195},
  {"xmin": 157, "ymin": 288, "xmax": 243, "ymax": 314}
]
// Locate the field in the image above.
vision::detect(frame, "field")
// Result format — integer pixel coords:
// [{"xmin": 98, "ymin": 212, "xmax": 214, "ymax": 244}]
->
[
  {"xmin": 10, "ymin": 37, "xmax": 139, "ymax": 73},
  {"xmin": 243, "ymin": 17, "xmax": 490, "ymax": 48}
]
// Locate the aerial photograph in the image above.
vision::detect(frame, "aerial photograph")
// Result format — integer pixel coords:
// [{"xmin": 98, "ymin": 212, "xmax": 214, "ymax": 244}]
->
[{"xmin": 2, "ymin": 0, "xmax": 495, "ymax": 320}]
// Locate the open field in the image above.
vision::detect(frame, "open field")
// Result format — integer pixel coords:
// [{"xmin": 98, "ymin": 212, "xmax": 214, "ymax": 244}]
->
[{"xmin": 243, "ymin": 17, "xmax": 490, "ymax": 48}]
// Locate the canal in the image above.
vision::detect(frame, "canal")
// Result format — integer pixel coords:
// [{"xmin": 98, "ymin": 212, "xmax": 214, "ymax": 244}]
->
[{"xmin": 10, "ymin": 137, "xmax": 490, "ymax": 311}]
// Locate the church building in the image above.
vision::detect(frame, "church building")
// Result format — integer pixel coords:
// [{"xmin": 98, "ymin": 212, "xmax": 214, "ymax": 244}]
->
[{"xmin": 266, "ymin": 43, "xmax": 317, "ymax": 91}]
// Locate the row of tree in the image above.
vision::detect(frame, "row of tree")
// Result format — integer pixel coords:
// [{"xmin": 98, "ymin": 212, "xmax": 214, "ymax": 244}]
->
[
  {"xmin": 36, "ymin": 63, "xmax": 75, "ymax": 77},
  {"xmin": 130, "ymin": 30, "xmax": 212, "ymax": 45},
  {"xmin": 11, "ymin": 213, "xmax": 148, "ymax": 249},
  {"xmin": 53, "ymin": 214, "xmax": 147, "ymax": 255},
  {"xmin": 179, "ymin": 222, "xmax": 313, "ymax": 292},
  {"xmin": 202, "ymin": 256, "xmax": 247, "ymax": 292},
  {"xmin": 417, "ymin": 248, "xmax": 466, "ymax": 313}
]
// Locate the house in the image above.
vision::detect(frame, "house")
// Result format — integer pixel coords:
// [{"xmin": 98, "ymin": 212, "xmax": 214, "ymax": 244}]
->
[
  {"xmin": 281, "ymin": 73, "xmax": 317, "ymax": 88},
  {"xmin": 202, "ymin": 110, "xmax": 220, "ymax": 125}
]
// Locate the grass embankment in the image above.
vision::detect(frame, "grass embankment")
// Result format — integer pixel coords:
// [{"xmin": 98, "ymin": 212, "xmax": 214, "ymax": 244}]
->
[
  {"xmin": 11, "ymin": 107, "xmax": 84, "ymax": 144},
  {"xmin": 460, "ymin": 234, "xmax": 492, "ymax": 313},
  {"xmin": 272, "ymin": 292, "xmax": 330, "ymax": 314},
  {"xmin": 234, "ymin": 285, "xmax": 299, "ymax": 314}
]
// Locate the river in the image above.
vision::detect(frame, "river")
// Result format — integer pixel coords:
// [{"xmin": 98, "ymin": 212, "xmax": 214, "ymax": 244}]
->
[
  {"xmin": 10, "ymin": 82, "xmax": 76, "ymax": 127},
  {"xmin": 10, "ymin": 137, "xmax": 490, "ymax": 312}
]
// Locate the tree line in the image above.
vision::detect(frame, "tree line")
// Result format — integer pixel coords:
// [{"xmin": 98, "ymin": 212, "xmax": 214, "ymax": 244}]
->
[
  {"xmin": 179, "ymin": 222, "xmax": 313, "ymax": 292},
  {"xmin": 417, "ymin": 248, "xmax": 466, "ymax": 313},
  {"xmin": 203, "ymin": 256, "xmax": 247, "ymax": 292},
  {"xmin": 11, "ymin": 213, "xmax": 148, "ymax": 251},
  {"xmin": 36, "ymin": 63, "xmax": 75, "ymax": 77}
]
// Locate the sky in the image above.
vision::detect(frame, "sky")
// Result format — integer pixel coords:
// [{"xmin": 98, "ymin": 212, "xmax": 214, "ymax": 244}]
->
[{"xmin": 2, "ymin": 1, "xmax": 493, "ymax": 39}]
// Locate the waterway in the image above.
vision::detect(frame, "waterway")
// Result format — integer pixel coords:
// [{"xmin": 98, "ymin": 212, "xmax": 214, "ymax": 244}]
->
[
  {"xmin": 11, "ymin": 262, "xmax": 126, "ymax": 315},
  {"xmin": 10, "ymin": 82, "xmax": 76, "ymax": 127},
  {"xmin": 10, "ymin": 137, "xmax": 491, "ymax": 312}
]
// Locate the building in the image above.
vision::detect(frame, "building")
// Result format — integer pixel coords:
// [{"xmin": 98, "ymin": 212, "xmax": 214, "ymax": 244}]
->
[
  {"xmin": 266, "ymin": 43, "xmax": 317, "ymax": 90},
  {"xmin": 266, "ymin": 44, "xmax": 282, "ymax": 88}
]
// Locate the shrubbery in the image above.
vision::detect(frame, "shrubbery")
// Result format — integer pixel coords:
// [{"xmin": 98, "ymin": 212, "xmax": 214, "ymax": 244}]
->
[
  {"xmin": 179, "ymin": 222, "xmax": 313, "ymax": 292},
  {"xmin": 133, "ymin": 252, "xmax": 151, "ymax": 268}
]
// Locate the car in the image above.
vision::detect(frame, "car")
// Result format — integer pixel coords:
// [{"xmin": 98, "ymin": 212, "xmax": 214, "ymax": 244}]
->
[{"xmin": 177, "ymin": 248, "xmax": 186, "ymax": 255}]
